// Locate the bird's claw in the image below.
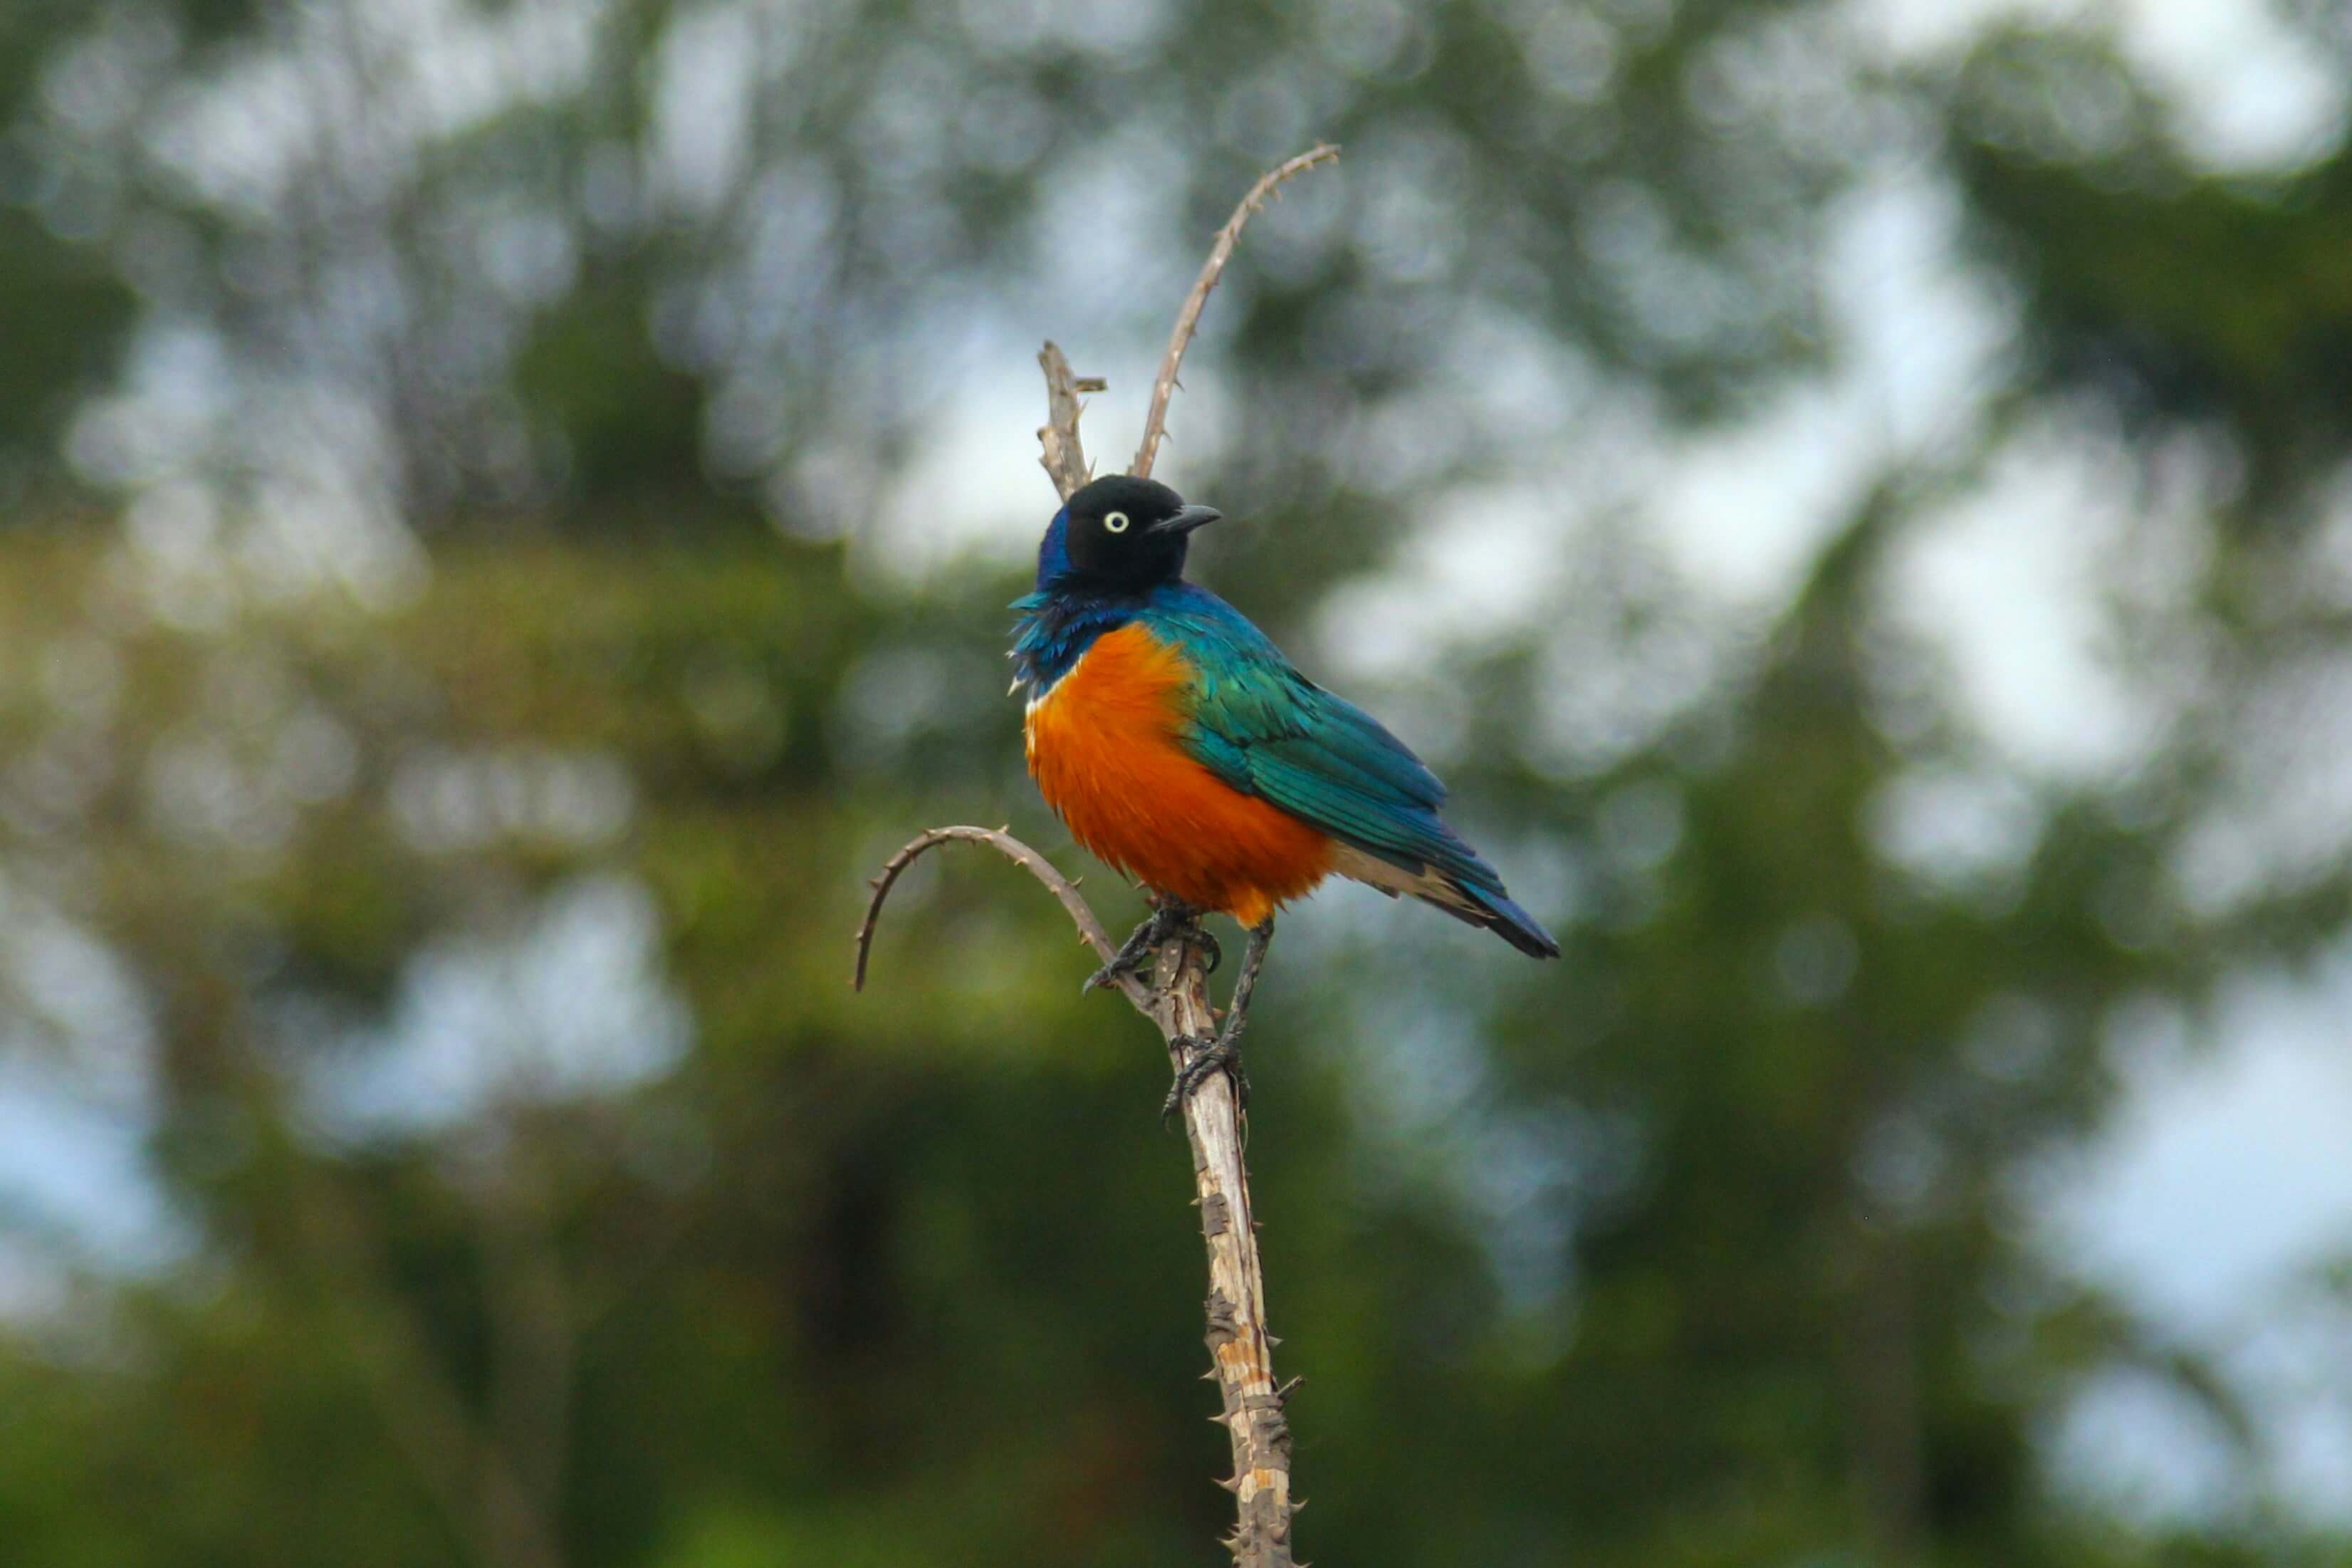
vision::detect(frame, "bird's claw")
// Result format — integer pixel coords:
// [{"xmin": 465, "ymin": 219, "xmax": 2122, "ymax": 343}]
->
[
  {"xmin": 1084, "ymin": 902, "xmax": 1216, "ymax": 994},
  {"xmin": 1161, "ymin": 1031, "xmax": 1249, "ymax": 1123}
]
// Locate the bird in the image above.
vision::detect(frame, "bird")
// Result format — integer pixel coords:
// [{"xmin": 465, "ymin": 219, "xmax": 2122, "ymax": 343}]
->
[{"xmin": 1009, "ymin": 474, "xmax": 1559, "ymax": 1112}]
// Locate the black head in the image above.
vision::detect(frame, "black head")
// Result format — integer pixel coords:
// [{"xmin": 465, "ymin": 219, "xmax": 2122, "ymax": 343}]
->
[{"xmin": 1043, "ymin": 475, "xmax": 1221, "ymax": 593}]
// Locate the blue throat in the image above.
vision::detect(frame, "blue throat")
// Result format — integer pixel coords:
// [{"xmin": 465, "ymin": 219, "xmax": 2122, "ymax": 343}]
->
[
  {"xmin": 1010, "ymin": 506, "xmax": 1140, "ymax": 694},
  {"xmin": 1010, "ymin": 588, "xmax": 1139, "ymax": 696}
]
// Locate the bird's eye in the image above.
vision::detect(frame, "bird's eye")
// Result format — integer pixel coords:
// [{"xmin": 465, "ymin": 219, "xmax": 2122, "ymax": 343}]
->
[{"xmin": 1102, "ymin": 511, "xmax": 1130, "ymax": 533}]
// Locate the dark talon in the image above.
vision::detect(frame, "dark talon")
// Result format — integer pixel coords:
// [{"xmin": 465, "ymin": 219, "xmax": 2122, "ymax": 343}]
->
[
  {"xmin": 1161, "ymin": 1034, "xmax": 1248, "ymax": 1122},
  {"xmin": 1084, "ymin": 901, "xmax": 1196, "ymax": 994},
  {"xmin": 1156, "ymin": 916, "xmax": 1273, "ymax": 1122}
]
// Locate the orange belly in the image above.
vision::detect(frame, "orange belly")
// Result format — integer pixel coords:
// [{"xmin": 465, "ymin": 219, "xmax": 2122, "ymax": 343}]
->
[{"xmin": 1024, "ymin": 622, "xmax": 1330, "ymax": 926}]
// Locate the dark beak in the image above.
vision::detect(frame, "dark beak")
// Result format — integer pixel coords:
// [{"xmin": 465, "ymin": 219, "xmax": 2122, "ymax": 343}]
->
[{"xmin": 1150, "ymin": 503, "xmax": 1222, "ymax": 537}]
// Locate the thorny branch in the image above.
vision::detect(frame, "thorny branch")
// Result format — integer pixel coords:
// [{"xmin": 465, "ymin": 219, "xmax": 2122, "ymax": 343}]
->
[
  {"xmin": 1131, "ymin": 143, "xmax": 1340, "ymax": 481},
  {"xmin": 852, "ymin": 824, "xmax": 1146, "ymax": 1009},
  {"xmin": 1035, "ymin": 342, "xmax": 1107, "ymax": 503},
  {"xmin": 855, "ymin": 148, "xmax": 1339, "ymax": 1567},
  {"xmin": 853, "ymin": 829, "xmax": 1300, "ymax": 1564}
]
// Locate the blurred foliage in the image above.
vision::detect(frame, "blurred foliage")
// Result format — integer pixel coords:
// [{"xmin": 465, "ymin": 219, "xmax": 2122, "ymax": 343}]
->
[
  {"xmin": 4, "ymin": 1, "xmax": 2352, "ymax": 1567},
  {"xmin": 1952, "ymin": 26, "xmax": 2352, "ymax": 513}
]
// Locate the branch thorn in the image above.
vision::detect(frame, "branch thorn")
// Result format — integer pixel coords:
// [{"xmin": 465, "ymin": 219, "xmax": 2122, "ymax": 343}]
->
[{"xmin": 1131, "ymin": 143, "xmax": 1340, "ymax": 481}]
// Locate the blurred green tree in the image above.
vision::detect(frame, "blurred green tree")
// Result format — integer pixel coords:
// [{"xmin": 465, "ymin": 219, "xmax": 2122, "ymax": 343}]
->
[{"xmin": 3, "ymin": 2, "xmax": 2352, "ymax": 1567}]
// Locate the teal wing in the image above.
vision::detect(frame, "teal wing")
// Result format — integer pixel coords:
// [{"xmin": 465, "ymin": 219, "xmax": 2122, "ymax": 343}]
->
[{"xmin": 1141, "ymin": 590, "xmax": 1558, "ymax": 956}]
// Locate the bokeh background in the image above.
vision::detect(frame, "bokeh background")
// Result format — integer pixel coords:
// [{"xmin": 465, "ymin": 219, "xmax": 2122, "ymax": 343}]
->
[{"xmin": 6, "ymin": 0, "xmax": 2352, "ymax": 1563}]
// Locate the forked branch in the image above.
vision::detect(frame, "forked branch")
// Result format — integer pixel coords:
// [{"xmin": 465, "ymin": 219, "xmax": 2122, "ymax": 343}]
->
[
  {"xmin": 852, "ymin": 828, "xmax": 1298, "ymax": 1564},
  {"xmin": 1035, "ymin": 342, "xmax": 1107, "ymax": 503},
  {"xmin": 852, "ymin": 824, "xmax": 1146, "ymax": 1009},
  {"xmin": 855, "ymin": 148, "xmax": 1338, "ymax": 1568},
  {"xmin": 1131, "ymin": 143, "xmax": 1340, "ymax": 481}
]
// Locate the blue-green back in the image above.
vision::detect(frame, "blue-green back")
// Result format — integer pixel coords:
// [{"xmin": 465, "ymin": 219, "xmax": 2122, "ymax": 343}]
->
[{"xmin": 1137, "ymin": 583, "xmax": 1510, "ymax": 897}]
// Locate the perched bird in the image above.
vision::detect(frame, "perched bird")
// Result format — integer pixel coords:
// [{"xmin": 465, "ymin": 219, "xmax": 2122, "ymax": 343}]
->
[{"xmin": 1010, "ymin": 474, "xmax": 1558, "ymax": 1108}]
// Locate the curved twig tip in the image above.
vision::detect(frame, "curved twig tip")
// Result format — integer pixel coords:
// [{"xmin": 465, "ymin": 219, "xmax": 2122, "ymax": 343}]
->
[
  {"xmin": 1005, "ymin": 152, "xmax": 1315, "ymax": 1565},
  {"xmin": 1131, "ymin": 145, "xmax": 1342, "ymax": 481},
  {"xmin": 850, "ymin": 825, "xmax": 1150, "ymax": 1010}
]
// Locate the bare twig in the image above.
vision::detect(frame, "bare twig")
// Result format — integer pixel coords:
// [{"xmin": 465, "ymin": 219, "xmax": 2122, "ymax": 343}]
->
[
  {"xmin": 854, "ymin": 829, "xmax": 1297, "ymax": 1564},
  {"xmin": 1154, "ymin": 939, "xmax": 1297, "ymax": 1564},
  {"xmin": 1036, "ymin": 342, "xmax": 1099, "ymax": 503},
  {"xmin": 857, "ymin": 150, "xmax": 1337, "ymax": 1567},
  {"xmin": 1131, "ymin": 144, "xmax": 1340, "ymax": 481},
  {"xmin": 853, "ymin": 824, "xmax": 1149, "ymax": 1008}
]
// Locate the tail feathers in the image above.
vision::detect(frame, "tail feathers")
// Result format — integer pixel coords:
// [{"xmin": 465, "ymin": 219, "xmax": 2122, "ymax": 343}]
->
[
  {"xmin": 1453, "ymin": 882, "xmax": 1561, "ymax": 959},
  {"xmin": 1327, "ymin": 844, "xmax": 1560, "ymax": 958}
]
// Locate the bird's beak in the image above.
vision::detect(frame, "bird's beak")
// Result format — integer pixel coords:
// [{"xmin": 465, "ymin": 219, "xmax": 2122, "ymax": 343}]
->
[{"xmin": 1150, "ymin": 503, "xmax": 1222, "ymax": 537}]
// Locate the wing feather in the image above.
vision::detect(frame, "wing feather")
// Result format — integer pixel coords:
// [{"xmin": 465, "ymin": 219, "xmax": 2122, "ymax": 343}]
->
[{"xmin": 1141, "ymin": 590, "xmax": 1502, "ymax": 894}]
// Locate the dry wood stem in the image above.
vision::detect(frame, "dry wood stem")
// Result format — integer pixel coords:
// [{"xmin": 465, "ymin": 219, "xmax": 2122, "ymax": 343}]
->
[
  {"xmin": 856, "ymin": 149, "xmax": 1338, "ymax": 1567},
  {"xmin": 1035, "ymin": 340, "xmax": 1097, "ymax": 502},
  {"xmin": 1131, "ymin": 144, "xmax": 1340, "ymax": 481},
  {"xmin": 853, "ymin": 829, "xmax": 1297, "ymax": 1564}
]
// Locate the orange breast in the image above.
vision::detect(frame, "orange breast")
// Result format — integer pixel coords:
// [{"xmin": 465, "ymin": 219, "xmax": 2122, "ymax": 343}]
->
[{"xmin": 1024, "ymin": 622, "xmax": 1331, "ymax": 927}]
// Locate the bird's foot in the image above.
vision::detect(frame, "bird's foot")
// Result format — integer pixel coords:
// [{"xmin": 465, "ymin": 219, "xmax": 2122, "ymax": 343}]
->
[
  {"xmin": 1161, "ymin": 1029, "xmax": 1249, "ymax": 1123},
  {"xmin": 1158, "ymin": 918, "xmax": 1272, "ymax": 1122},
  {"xmin": 1084, "ymin": 902, "xmax": 1218, "ymax": 993},
  {"xmin": 1083, "ymin": 905, "xmax": 1180, "ymax": 994}
]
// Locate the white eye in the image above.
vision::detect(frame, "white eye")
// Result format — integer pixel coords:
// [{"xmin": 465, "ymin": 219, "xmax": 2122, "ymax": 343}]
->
[{"xmin": 1102, "ymin": 511, "xmax": 1130, "ymax": 533}]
